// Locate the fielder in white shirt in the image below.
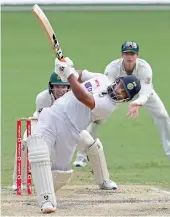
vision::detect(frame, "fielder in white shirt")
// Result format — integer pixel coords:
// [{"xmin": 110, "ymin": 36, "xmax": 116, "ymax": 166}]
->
[
  {"xmin": 73, "ymin": 41, "xmax": 170, "ymax": 167},
  {"xmin": 27, "ymin": 57, "xmax": 141, "ymax": 213}
]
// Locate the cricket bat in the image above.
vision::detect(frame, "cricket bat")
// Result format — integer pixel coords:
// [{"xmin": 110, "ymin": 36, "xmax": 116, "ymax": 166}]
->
[{"xmin": 32, "ymin": 4, "xmax": 64, "ymax": 60}]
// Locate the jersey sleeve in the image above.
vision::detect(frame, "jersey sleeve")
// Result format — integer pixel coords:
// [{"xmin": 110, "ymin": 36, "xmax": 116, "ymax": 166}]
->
[
  {"xmin": 132, "ymin": 65, "xmax": 153, "ymax": 105},
  {"xmin": 104, "ymin": 63, "xmax": 119, "ymax": 83},
  {"xmin": 30, "ymin": 92, "xmax": 48, "ymax": 121},
  {"xmin": 81, "ymin": 70, "xmax": 101, "ymax": 82},
  {"xmin": 36, "ymin": 94, "xmax": 45, "ymax": 113}
]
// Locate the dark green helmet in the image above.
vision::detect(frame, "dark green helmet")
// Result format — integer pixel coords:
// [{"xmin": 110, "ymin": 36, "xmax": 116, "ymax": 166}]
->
[
  {"xmin": 49, "ymin": 72, "xmax": 69, "ymax": 86},
  {"xmin": 121, "ymin": 41, "xmax": 139, "ymax": 53},
  {"xmin": 49, "ymin": 72, "xmax": 70, "ymax": 96}
]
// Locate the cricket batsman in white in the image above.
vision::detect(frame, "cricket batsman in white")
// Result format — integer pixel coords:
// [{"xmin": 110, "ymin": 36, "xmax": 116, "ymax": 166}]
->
[
  {"xmin": 12, "ymin": 70, "xmax": 118, "ymax": 191},
  {"xmin": 73, "ymin": 41, "xmax": 170, "ymax": 167},
  {"xmin": 27, "ymin": 57, "xmax": 141, "ymax": 213}
]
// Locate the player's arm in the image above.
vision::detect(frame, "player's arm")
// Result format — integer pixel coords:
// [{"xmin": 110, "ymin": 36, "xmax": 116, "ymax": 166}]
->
[
  {"xmin": 68, "ymin": 74, "xmax": 95, "ymax": 109},
  {"xmin": 68, "ymin": 74, "xmax": 111, "ymax": 121},
  {"xmin": 128, "ymin": 65, "xmax": 153, "ymax": 118},
  {"xmin": 77, "ymin": 61, "xmax": 119, "ymax": 83},
  {"xmin": 35, "ymin": 93, "xmax": 45, "ymax": 117},
  {"xmin": 104, "ymin": 62, "xmax": 119, "ymax": 83},
  {"xmin": 35, "ymin": 90, "xmax": 52, "ymax": 117},
  {"xmin": 130, "ymin": 65, "xmax": 153, "ymax": 106},
  {"xmin": 55, "ymin": 59, "xmax": 95, "ymax": 109},
  {"xmin": 78, "ymin": 70, "xmax": 101, "ymax": 83}
]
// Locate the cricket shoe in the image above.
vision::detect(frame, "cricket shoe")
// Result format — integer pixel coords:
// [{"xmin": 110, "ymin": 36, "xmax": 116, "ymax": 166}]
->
[
  {"xmin": 41, "ymin": 202, "xmax": 56, "ymax": 214},
  {"xmin": 99, "ymin": 179, "xmax": 118, "ymax": 190},
  {"xmin": 73, "ymin": 152, "xmax": 87, "ymax": 167}
]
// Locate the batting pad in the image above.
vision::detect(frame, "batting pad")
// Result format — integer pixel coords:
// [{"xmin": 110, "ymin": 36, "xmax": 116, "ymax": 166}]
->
[
  {"xmin": 87, "ymin": 138, "xmax": 109, "ymax": 185},
  {"xmin": 79, "ymin": 130, "xmax": 95, "ymax": 151},
  {"xmin": 52, "ymin": 169, "xmax": 73, "ymax": 192},
  {"xmin": 27, "ymin": 136, "xmax": 56, "ymax": 207}
]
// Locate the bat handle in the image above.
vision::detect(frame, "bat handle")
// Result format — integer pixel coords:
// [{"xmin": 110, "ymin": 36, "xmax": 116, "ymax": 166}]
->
[
  {"xmin": 59, "ymin": 58, "xmax": 66, "ymax": 62},
  {"xmin": 53, "ymin": 43, "xmax": 63, "ymax": 60}
]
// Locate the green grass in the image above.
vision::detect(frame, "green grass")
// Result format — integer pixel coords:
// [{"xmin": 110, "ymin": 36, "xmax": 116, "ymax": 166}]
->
[{"xmin": 1, "ymin": 10, "xmax": 170, "ymax": 187}]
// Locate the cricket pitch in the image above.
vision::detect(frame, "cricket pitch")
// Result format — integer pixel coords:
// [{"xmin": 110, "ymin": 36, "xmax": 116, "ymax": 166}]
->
[{"xmin": 1, "ymin": 184, "xmax": 170, "ymax": 216}]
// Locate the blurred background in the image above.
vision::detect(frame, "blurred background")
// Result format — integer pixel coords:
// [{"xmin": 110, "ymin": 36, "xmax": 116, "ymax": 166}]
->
[{"xmin": 1, "ymin": 0, "xmax": 170, "ymax": 187}]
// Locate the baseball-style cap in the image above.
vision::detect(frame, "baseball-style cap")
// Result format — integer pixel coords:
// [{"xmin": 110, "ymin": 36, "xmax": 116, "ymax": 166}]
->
[{"xmin": 121, "ymin": 41, "xmax": 139, "ymax": 53}]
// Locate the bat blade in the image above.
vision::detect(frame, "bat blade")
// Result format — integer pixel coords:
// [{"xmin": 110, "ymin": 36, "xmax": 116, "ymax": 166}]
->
[{"xmin": 32, "ymin": 4, "xmax": 63, "ymax": 59}]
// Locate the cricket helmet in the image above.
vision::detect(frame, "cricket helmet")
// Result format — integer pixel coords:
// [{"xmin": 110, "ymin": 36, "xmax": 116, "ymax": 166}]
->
[
  {"xmin": 107, "ymin": 75, "xmax": 141, "ymax": 102},
  {"xmin": 121, "ymin": 41, "xmax": 139, "ymax": 53},
  {"xmin": 49, "ymin": 72, "xmax": 70, "ymax": 96}
]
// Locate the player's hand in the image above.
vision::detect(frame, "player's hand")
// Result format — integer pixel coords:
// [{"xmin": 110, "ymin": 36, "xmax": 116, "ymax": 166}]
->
[
  {"xmin": 127, "ymin": 103, "xmax": 141, "ymax": 119},
  {"xmin": 54, "ymin": 57, "xmax": 78, "ymax": 82},
  {"xmin": 62, "ymin": 57, "xmax": 74, "ymax": 67}
]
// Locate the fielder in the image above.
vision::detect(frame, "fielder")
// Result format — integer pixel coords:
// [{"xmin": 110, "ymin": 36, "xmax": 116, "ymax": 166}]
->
[
  {"xmin": 27, "ymin": 57, "xmax": 141, "ymax": 213},
  {"xmin": 12, "ymin": 72, "xmax": 70, "ymax": 191},
  {"xmin": 12, "ymin": 70, "xmax": 118, "ymax": 192},
  {"xmin": 73, "ymin": 41, "xmax": 170, "ymax": 167}
]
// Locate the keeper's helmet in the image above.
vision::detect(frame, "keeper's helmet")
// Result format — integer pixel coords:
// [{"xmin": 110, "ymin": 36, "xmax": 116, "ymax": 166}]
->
[
  {"xmin": 121, "ymin": 41, "xmax": 139, "ymax": 54},
  {"xmin": 49, "ymin": 72, "xmax": 70, "ymax": 99},
  {"xmin": 107, "ymin": 75, "xmax": 141, "ymax": 102}
]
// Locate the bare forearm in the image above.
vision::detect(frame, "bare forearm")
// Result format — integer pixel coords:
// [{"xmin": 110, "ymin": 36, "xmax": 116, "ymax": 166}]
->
[
  {"xmin": 68, "ymin": 74, "xmax": 89, "ymax": 101},
  {"xmin": 68, "ymin": 74, "xmax": 95, "ymax": 109}
]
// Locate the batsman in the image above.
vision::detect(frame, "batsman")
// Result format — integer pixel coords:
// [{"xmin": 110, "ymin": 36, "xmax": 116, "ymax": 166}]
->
[
  {"xmin": 26, "ymin": 57, "xmax": 141, "ymax": 213},
  {"xmin": 12, "ymin": 69, "xmax": 118, "ymax": 191}
]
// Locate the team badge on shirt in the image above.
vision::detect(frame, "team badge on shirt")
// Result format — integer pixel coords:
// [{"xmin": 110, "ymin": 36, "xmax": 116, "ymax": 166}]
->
[{"xmin": 84, "ymin": 81, "xmax": 92, "ymax": 92}]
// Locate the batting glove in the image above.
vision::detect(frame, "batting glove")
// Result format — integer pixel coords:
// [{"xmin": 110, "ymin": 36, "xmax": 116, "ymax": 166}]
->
[{"xmin": 54, "ymin": 57, "xmax": 78, "ymax": 82}]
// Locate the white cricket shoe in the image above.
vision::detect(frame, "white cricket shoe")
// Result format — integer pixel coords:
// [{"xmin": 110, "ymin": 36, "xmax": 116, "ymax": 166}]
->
[
  {"xmin": 99, "ymin": 179, "xmax": 118, "ymax": 190},
  {"xmin": 41, "ymin": 202, "xmax": 56, "ymax": 214},
  {"xmin": 73, "ymin": 152, "xmax": 87, "ymax": 167}
]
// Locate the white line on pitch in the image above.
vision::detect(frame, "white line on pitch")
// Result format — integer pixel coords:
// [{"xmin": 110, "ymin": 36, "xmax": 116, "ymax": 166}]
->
[{"xmin": 151, "ymin": 187, "xmax": 170, "ymax": 196}]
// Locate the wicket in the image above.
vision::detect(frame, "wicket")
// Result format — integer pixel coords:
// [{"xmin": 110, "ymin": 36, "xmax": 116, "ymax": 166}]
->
[{"xmin": 16, "ymin": 118, "xmax": 36, "ymax": 195}]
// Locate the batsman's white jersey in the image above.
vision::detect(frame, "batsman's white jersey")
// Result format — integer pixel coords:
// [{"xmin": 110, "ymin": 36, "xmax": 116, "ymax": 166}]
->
[
  {"xmin": 33, "ymin": 74, "xmax": 116, "ymax": 170},
  {"xmin": 52, "ymin": 74, "xmax": 114, "ymax": 132},
  {"xmin": 104, "ymin": 58, "xmax": 170, "ymax": 158}
]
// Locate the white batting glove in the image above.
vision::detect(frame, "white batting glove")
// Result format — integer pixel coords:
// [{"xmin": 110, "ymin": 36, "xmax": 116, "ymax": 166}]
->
[
  {"xmin": 64, "ymin": 57, "xmax": 74, "ymax": 67},
  {"xmin": 54, "ymin": 57, "xmax": 78, "ymax": 82}
]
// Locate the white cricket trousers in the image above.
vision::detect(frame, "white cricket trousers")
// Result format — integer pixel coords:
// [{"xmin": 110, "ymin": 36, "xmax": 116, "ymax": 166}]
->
[
  {"xmin": 143, "ymin": 90, "xmax": 170, "ymax": 158},
  {"xmin": 32, "ymin": 107, "xmax": 81, "ymax": 171}
]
